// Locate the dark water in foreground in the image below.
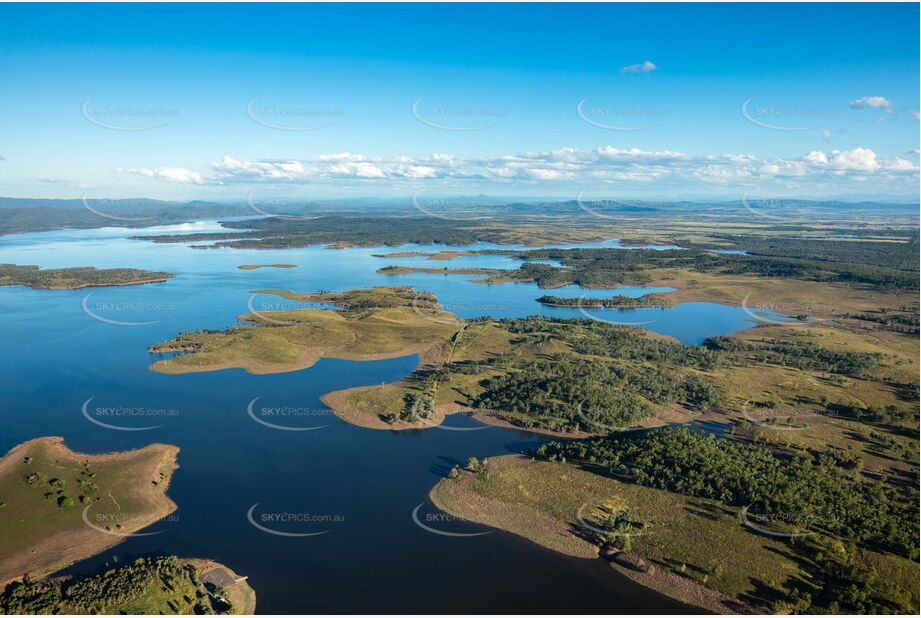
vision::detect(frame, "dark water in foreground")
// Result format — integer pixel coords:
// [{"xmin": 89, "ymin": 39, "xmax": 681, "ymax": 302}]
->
[{"xmin": 0, "ymin": 224, "xmax": 774, "ymax": 613}]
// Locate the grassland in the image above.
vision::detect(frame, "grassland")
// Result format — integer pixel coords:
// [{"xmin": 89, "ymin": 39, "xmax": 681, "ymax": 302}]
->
[
  {"xmin": 431, "ymin": 454, "xmax": 919, "ymax": 614},
  {"xmin": 0, "ymin": 264, "xmax": 173, "ymax": 290},
  {"xmin": 0, "ymin": 438, "xmax": 179, "ymax": 583}
]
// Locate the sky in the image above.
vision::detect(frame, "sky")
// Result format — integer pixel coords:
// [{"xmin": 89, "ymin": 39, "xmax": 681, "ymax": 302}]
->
[{"xmin": 0, "ymin": 2, "xmax": 918, "ymax": 202}]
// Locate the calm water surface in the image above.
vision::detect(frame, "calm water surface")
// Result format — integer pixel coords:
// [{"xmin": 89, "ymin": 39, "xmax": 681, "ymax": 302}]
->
[{"xmin": 0, "ymin": 223, "xmax": 779, "ymax": 613}]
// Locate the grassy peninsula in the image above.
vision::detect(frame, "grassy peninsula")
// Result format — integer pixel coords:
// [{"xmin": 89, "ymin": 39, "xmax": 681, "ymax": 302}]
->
[{"xmin": 0, "ymin": 438, "xmax": 179, "ymax": 583}]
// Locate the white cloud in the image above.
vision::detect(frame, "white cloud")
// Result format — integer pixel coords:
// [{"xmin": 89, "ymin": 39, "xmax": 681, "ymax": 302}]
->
[
  {"xmin": 210, "ymin": 155, "xmax": 305, "ymax": 181},
  {"xmin": 315, "ymin": 152, "xmax": 366, "ymax": 162},
  {"xmin": 882, "ymin": 158, "xmax": 918, "ymax": 172},
  {"xmin": 118, "ymin": 144, "xmax": 918, "ymax": 196},
  {"xmin": 620, "ymin": 60, "xmax": 657, "ymax": 74},
  {"xmin": 397, "ymin": 165, "xmax": 438, "ymax": 179},
  {"xmin": 827, "ymin": 147, "xmax": 879, "ymax": 172},
  {"xmin": 805, "ymin": 151, "xmax": 828, "ymax": 165},
  {"xmin": 122, "ymin": 166, "xmax": 204, "ymax": 184},
  {"xmin": 327, "ymin": 161, "xmax": 385, "ymax": 179},
  {"xmin": 525, "ymin": 168, "xmax": 564, "ymax": 181},
  {"xmin": 849, "ymin": 96, "xmax": 893, "ymax": 112}
]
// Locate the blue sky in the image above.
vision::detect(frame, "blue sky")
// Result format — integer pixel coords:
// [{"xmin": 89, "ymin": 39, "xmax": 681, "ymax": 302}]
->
[{"xmin": 0, "ymin": 2, "xmax": 918, "ymax": 201}]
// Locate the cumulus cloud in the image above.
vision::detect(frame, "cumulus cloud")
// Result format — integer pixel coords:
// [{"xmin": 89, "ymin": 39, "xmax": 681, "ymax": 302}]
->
[
  {"xmin": 525, "ymin": 168, "xmax": 564, "ymax": 181},
  {"xmin": 849, "ymin": 96, "xmax": 893, "ymax": 112},
  {"xmin": 620, "ymin": 60, "xmax": 657, "ymax": 74},
  {"xmin": 826, "ymin": 147, "xmax": 879, "ymax": 172},
  {"xmin": 327, "ymin": 161, "xmax": 386, "ymax": 179},
  {"xmin": 210, "ymin": 155, "xmax": 305, "ymax": 181},
  {"xmin": 118, "ymin": 144, "xmax": 918, "ymax": 195},
  {"xmin": 883, "ymin": 158, "xmax": 919, "ymax": 172},
  {"xmin": 121, "ymin": 166, "xmax": 205, "ymax": 184}
]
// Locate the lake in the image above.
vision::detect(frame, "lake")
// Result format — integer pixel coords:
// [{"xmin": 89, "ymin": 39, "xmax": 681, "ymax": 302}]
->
[{"xmin": 0, "ymin": 223, "xmax": 782, "ymax": 613}]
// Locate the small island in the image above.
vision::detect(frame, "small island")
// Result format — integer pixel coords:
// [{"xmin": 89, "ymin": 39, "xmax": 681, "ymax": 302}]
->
[
  {"xmin": 372, "ymin": 250, "xmax": 481, "ymax": 261},
  {"xmin": 148, "ymin": 286, "xmax": 461, "ymax": 376},
  {"xmin": 377, "ymin": 265, "xmax": 505, "ymax": 277},
  {"xmin": 237, "ymin": 263, "xmax": 298, "ymax": 270},
  {"xmin": 0, "ymin": 264, "xmax": 173, "ymax": 290},
  {"xmin": 536, "ymin": 293, "xmax": 673, "ymax": 308}
]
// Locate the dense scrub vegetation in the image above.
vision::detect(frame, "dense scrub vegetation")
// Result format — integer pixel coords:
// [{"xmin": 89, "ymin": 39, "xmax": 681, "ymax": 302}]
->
[
  {"xmin": 0, "ymin": 556, "xmax": 232, "ymax": 614},
  {"xmin": 0, "ymin": 264, "xmax": 172, "ymax": 290},
  {"xmin": 135, "ymin": 216, "xmax": 505, "ymax": 248},
  {"xmin": 518, "ymin": 242, "xmax": 918, "ymax": 290},
  {"xmin": 848, "ymin": 306, "xmax": 920, "ymax": 334},
  {"xmin": 704, "ymin": 336, "xmax": 882, "ymax": 376},
  {"xmin": 472, "ymin": 359, "xmax": 718, "ymax": 432},
  {"xmin": 473, "ymin": 360, "xmax": 651, "ymax": 432},
  {"xmin": 684, "ymin": 235, "xmax": 920, "ymax": 272}
]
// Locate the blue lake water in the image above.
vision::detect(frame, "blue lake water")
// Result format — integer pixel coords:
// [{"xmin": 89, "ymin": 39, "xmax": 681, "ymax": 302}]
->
[{"xmin": 0, "ymin": 223, "xmax": 781, "ymax": 613}]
